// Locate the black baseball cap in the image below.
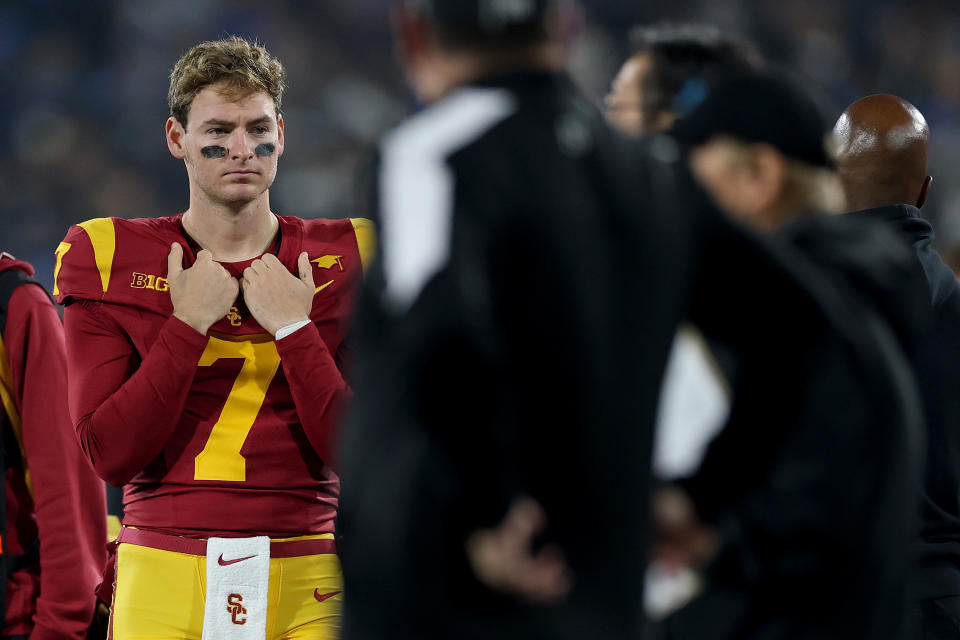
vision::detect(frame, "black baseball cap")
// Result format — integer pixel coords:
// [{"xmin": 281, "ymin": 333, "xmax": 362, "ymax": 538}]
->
[
  {"xmin": 405, "ymin": 0, "xmax": 557, "ymax": 33},
  {"xmin": 670, "ymin": 72, "xmax": 836, "ymax": 168}
]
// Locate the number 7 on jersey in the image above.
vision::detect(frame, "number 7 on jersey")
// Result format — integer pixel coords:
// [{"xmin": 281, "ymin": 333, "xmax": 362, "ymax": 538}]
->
[{"xmin": 194, "ymin": 336, "xmax": 281, "ymax": 481}]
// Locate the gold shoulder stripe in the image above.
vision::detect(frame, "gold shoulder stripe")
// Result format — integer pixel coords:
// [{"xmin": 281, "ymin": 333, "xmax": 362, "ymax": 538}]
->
[
  {"xmin": 77, "ymin": 218, "xmax": 117, "ymax": 294},
  {"xmin": 350, "ymin": 218, "xmax": 376, "ymax": 276},
  {"xmin": 52, "ymin": 242, "xmax": 72, "ymax": 296},
  {"xmin": 0, "ymin": 335, "xmax": 32, "ymax": 496}
]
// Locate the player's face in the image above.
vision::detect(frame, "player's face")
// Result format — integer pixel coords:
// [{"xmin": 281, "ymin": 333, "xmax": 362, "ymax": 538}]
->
[{"xmin": 167, "ymin": 84, "xmax": 285, "ymax": 207}]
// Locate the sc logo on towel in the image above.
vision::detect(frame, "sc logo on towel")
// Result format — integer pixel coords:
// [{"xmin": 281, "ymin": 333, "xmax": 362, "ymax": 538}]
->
[{"xmin": 227, "ymin": 593, "xmax": 247, "ymax": 625}]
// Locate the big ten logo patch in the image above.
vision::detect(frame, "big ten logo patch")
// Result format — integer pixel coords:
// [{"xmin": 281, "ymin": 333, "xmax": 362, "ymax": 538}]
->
[
  {"xmin": 227, "ymin": 593, "xmax": 247, "ymax": 625},
  {"xmin": 130, "ymin": 272, "xmax": 169, "ymax": 292}
]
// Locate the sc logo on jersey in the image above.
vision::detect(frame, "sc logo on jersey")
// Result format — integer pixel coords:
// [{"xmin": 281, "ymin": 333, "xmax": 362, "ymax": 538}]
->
[
  {"xmin": 130, "ymin": 272, "xmax": 169, "ymax": 292},
  {"xmin": 227, "ymin": 593, "xmax": 247, "ymax": 625}
]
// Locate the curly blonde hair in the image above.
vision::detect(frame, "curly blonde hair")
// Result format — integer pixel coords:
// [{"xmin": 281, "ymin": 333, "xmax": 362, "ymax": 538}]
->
[{"xmin": 168, "ymin": 36, "xmax": 286, "ymax": 128}]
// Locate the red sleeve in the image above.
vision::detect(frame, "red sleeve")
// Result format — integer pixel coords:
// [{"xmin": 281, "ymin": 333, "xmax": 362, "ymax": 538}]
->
[
  {"xmin": 275, "ymin": 323, "xmax": 351, "ymax": 468},
  {"xmin": 64, "ymin": 302, "xmax": 209, "ymax": 487},
  {"xmin": 4, "ymin": 284, "xmax": 106, "ymax": 640}
]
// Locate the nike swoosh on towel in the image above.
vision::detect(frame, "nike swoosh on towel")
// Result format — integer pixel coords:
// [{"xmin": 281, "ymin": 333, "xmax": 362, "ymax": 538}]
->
[{"xmin": 218, "ymin": 554, "xmax": 257, "ymax": 566}]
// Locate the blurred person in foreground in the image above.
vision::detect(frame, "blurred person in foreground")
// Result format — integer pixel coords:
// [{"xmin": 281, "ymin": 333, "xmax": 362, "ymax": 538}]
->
[
  {"xmin": 0, "ymin": 253, "xmax": 106, "ymax": 638},
  {"xmin": 835, "ymin": 94, "xmax": 960, "ymax": 639},
  {"xmin": 338, "ymin": 2, "xmax": 915, "ymax": 639},
  {"xmin": 655, "ymin": 72, "xmax": 926, "ymax": 638},
  {"xmin": 605, "ymin": 22, "xmax": 763, "ymax": 137},
  {"xmin": 54, "ymin": 37, "xmax": 371, "ymax": 637},
  {"xmin": 601, "ymin": 25, "xmax": 767, "ymax": 620}
]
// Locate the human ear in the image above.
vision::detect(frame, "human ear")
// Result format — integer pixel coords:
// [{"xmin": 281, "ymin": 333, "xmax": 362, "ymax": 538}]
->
[
  {"xmin": 275, "ymin": 114, "xmax": 285, "ymax": 157},
  {"xmin": 166, "ymin": 117, "xmax": 187, "ymax": 160},
  {"xmin": 917, "ymin": 175, "xmax": 933, "ymax": 209}
]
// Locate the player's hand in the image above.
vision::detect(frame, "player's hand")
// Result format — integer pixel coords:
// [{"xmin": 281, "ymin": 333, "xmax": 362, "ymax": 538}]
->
[
  {"xmin": 465, "ymin": 498, "xmax": 572, "ymax": 605},
  {"xmin": 241, "ymin": 252, "xmax": 314, "ymax": 336},
  {"xmin": 168, "ymin": 243, "xmax": 239, "ymax": 335}
]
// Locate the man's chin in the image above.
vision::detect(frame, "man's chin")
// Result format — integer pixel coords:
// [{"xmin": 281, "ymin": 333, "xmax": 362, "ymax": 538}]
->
[{"xmin": 211, "ymin": 184, "xmax": 269, "ymax": 207}]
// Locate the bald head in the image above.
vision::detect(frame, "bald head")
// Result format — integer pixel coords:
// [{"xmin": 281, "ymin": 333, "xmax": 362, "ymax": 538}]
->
[{"xmin": 834, "ymin": 94, "xmax": 931, "ymax": 212}]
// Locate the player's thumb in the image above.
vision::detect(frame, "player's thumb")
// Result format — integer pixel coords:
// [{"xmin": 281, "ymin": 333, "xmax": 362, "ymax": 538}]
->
[
  {"xmin": 167, "ymin": 243, "xmax": 184, "ymax": 279},
  {"xmin": 298, "ymin": 252, "xmax": 314, "ymax": 289}
]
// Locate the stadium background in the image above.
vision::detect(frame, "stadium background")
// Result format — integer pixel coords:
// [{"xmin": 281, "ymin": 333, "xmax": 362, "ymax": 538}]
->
[{"xmin": 4, "ymin": 0, "xmax": 960, "ymax": 292}]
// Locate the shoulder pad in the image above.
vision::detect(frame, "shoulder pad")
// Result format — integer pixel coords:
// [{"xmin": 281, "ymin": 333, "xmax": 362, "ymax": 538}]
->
[
  {"xmin": 349, "ymin": 218, "xmax": 376, "ymax": 275},
  {"xmin": 298, "ymin": 217, "xmax": 377, "ymax": 280},
  {"xmin": 54, "ymin": 218, "xmax": 117, "ymax": 304},
  {"xmin": 54, "ymin": 217, "xmax": 181, "ymax": 309}
]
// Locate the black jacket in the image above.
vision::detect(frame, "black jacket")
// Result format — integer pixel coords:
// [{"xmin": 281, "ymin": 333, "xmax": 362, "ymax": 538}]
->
[
  {"xmin": 665, "ymin": 214, "xmax": 927, "ymax": 640},
  {"xmin": 851, "ymin": 204, "xmax": 960, "ymax": 601},
  {"xmin": 339, "ymin": 72, "xmax": 919, "ymax": 640}
]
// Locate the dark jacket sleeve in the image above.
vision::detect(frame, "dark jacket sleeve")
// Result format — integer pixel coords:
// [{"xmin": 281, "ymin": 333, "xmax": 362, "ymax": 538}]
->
[
  {"xmin": 680, "ymin": 193, "xmax": 835, "ymax": 518},
  {"xmin": 677, "ymin": 204, "xmax": 922, "ymax": 637}
]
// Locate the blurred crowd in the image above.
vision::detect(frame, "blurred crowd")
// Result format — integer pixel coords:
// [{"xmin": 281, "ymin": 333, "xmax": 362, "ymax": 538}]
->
[{"xmin": 3, "ymin": 0, "xmax": 960, "ymax": 290}]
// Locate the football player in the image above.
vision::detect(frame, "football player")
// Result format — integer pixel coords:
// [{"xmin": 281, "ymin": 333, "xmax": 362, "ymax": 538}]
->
[{"xmin": 54, "ymin": 36, "xmax": 372, "ymax": 638}]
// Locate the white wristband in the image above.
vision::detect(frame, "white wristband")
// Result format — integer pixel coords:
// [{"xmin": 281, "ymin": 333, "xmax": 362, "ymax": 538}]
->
[{"xmin": 275, "ymin": 319, "xmax": 312, "ymax": 340}]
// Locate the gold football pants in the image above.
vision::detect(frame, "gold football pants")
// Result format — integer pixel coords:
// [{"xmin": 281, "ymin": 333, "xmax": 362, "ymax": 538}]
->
[{"xmin": 110, "ymin": 533, "xmax": 342, "ymax": 639}]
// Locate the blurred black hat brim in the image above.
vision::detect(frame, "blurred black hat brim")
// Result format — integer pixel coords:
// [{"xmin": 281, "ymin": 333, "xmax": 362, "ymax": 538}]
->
[{"xmin": 670, "ymin": 72, "xmax": 835, "ymax": 168}]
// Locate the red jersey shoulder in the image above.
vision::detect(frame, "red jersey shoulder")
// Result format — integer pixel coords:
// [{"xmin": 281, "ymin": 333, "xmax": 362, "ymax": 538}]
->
[
  {"xmin": 292, "ymin": 216, "xmax": 375, "ymax": 288},
  {"xmin": 54, "ymin": 216, "xmax": 183, "ymax": 311}
]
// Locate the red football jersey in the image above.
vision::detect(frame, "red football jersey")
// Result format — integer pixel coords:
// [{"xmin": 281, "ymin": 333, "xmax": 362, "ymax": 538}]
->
[{"xmin": 55, "ymin": 214, "xmax": 373, "ymax": 537}]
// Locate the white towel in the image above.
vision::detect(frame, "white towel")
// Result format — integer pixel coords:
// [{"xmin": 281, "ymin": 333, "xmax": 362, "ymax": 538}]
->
[
  {"xmin": 644, "ymin": 561, "xmax": 703, "ymax": 620},
  {"xmin": 654, "ymin": 329, "xmax": 731, "ymax": 480},
  {"xmin": 202, "ymin": 536, "xmax": 271, "ymax": 640}
]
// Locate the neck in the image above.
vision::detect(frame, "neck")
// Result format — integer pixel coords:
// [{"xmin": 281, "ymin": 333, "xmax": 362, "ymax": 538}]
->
[
  {"xmin": 418, "ymin": 42, "xmax": 565, "ymax": 101},
  {"xmin": 838, "ymin": 170, "xmax": 924, "ymax": 212},
  {"xmin": 182, "ymin": 189, "xmax": 279, "ymax": 262},
  {"xmin": 844, "ymin": 193, "xmax": 914, "ymax": 213}
]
